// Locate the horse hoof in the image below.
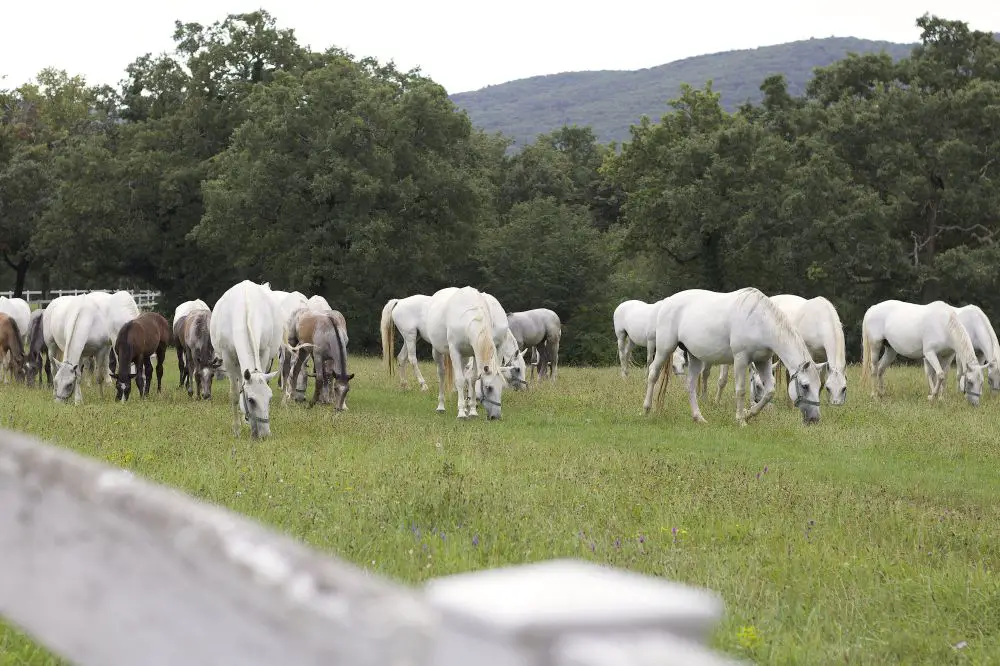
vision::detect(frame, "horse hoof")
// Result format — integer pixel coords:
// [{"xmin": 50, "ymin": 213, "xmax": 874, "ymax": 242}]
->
[
  {"xmin": 694, "ymin": 415, "xmax": 709, "ymax": 424},
  {"xmin": 435, "ymin": 407, "xmax": 445, "ymax": 414},
  {"xmin": 419, "ymin": 384, "xmax": 429, "ymax": 392}
]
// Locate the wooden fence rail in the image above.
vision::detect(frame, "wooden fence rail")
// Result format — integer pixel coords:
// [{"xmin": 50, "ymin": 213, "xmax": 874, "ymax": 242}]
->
[
  {"xmin": 0, "ymin": 289, "xmax": 161, "ymax": 309},
  {"xmin": 0, "ymin": 428, "xmax": 743, "ymax": 665}
]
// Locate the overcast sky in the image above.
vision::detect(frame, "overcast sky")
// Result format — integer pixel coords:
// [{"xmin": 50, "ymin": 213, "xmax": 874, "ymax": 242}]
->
[{"xmin": 2, "ymin": 1, "xmax": 997, "ymax": 95}]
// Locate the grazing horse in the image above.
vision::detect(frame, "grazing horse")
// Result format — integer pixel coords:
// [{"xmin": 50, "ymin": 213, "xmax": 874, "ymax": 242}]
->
[
  {"xmin": 173, "ymin": 299, "xmax": 211, "ymax": 387},
  {"xmin": 180, "ymin": 309, "xmax": 222, "ymax": 399},
  {"xmin": 284, "ymin": 308, "xmax": 354, "ymax": 411},
  {"xmin": 271, "ymin": 290, "xmax": 309, "ymax": 392},
  {"xmin": 0, "ymin": 314, "xmax": 26, "ymax": 384},
  {"xmin": 425, "ymin": 286, "xmax": 507, "ymax": 420},
  {"xmin": 25, "ymin": 309, "xmax": 52, "ymax": 388},
  {"xmin": 111, "ymin": 312, "xmax": 171, "ymax": 401},
  {"xmin": 506, "ymin": 308, "xmax": 562, "ymax": 382},
  {"xmin": 712, "ymin": 294, "xmax": 848, "ymax": 406},
  {"xmin": 613, "ymin": 299, "xmax": 686, "ymax": 378},
  {"xmin": 210, "ymin": 280, "xmax": 282, "ymax": 439},
  {"xmin": 950, "ymin": 304, "xmax": 1000, "ymax": 393},
  {"xmin": 87, "ymin": 290, "xmax": 140, "ymax": 377},
  {"xmin": 0, "ymin": 296, "xmax": 30, "ymax": 383},
  {"xmin": 861, "ymin": 300, "xmax": 985, "ymax": 405},
  {"xmin": 644, "ymin": 288, "xmax": 822, "ymax": 425},
  {"xmin": 43, "ymin": 294, "xmax": 112, "ymax": 404},
  {"xmin": 381, "ymin": 294, "xmax": 434, "ymax": 391}
]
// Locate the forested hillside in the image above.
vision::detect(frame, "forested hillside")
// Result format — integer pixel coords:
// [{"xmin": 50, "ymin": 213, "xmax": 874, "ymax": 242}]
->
[
  {"xmin": 2, "ymin": 12, "xmax": 998, "ymax": 365},
  {"xmin": 450, "ymin": 37, "xmax": 916, "ymax": 146}
]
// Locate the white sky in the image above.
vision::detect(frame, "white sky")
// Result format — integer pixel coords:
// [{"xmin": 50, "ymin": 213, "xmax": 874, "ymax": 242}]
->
[{"xmin": 1, "ymin": 1, "xmax": 997, "ymax": 95}]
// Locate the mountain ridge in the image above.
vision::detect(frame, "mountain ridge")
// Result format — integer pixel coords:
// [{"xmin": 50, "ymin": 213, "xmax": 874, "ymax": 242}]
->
[{"xmin": 449, "ymin": 36, "xmax": 917, "ymax": 147}]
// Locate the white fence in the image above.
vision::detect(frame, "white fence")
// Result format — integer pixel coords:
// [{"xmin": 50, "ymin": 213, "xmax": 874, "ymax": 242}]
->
[
  {"xmin": 0, "ymin": 289, "xmax": 161, "ymax": 309},
  {"xmin": 0, "ymin": 428, "xmax": 743, "ymax": 666}
]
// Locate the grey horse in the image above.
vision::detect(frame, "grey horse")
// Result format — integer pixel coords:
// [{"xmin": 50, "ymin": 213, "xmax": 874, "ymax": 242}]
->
[
  {"xmin": 179, "ymin": 309, "xmax": 223, "ymax": 399},
  {"xmin": 506, "ymin": 308, "xmax": 562, "ymax": 381}
]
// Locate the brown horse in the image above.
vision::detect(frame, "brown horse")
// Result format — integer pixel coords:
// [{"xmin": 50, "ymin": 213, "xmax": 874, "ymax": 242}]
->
[
  {"xmin": 0, "ymin": 313, "xmax": 26, "ymax": 384},
  {"xmin": 284, "ymin": 308, "xmax": 354, "ymax": 411},
  {"xmin": 111, "ymin": 312, "xmax": 171, "ymax": 401}
]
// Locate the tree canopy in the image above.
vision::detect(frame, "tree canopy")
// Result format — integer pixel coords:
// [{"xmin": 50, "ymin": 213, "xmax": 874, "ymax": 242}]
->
[{"xmin": 2, "ymin": 12, "xmax": 998, "ymax": 364}]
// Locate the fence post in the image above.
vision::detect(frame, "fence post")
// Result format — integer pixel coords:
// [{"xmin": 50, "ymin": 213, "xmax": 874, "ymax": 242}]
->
[{"xmin": 423, "ymin": 559, "xmax": 740, "ymax": 665}]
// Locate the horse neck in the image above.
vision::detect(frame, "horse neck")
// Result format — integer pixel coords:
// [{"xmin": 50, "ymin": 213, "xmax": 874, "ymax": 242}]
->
[
  {"xmin": 749, "ymin": 301, "xmax": 811, "ymax": 370},
  {"xmin": 814, "ymin": 301, "xmax": 846, "ymax": 370},
  {"xmin": 327, "ymin": 319, "xmax": 348, "ymax": 377},
  {"xmin": 946, "ymin": 312, "xmax": 978, "ymax": 371},
  {"xmin": 976, "ymin": 310, "xmax": 1000, "ymax": 364},
  {"xmin": 469, "ymin": 302, "xmax": 499, "ymax": 372}
]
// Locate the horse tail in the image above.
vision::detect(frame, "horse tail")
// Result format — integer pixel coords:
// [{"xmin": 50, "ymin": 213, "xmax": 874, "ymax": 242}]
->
[
  {"xmin": 380, "ymin": 299, "xmax": 399, "ymax": 376},
  {"xmin": 442, "ymin": 351, "xmax": 454, "ymax": 394},
  {"xmin": 860, "ymin": 318, "xmax": 874, "ymax": 390},
  {"xmin": 773, "ymin": 356, "xmax": 784, "ymax": 394}
]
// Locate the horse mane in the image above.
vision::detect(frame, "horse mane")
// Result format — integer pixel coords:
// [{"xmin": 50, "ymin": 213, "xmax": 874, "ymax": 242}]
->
[
  {"xmin": 472, "ymin": 293, "xmax": 500, "ymax": 371},
  {"xmin": 945, "ymin": 309, "xmax": 979, "ymax": 371},
  {"xmin": 969, "ymin": 305, "xmax": 1000, "ymax": 363},
  {"xmin": 735, "ymin": 288, "xmax": 809, "ymax": 358},
  {"xmin": 114, "ymin": 320, "xmax": 135, "ymax": 375},
  {"xmin": 191, "ymin": 312, "xmax": 215, "ymax": 365},
  {"xmin": 327, "ymin": 313, "xmax": 348, "ymax": 378},
  {"xmin": 812, "ymin": 296, "xmax": 846, "ymax": 369}
]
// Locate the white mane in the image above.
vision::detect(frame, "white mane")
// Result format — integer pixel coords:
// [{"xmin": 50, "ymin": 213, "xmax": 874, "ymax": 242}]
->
[
  {"xmin": 946, "ymin": 309, "xmax": 979, "ymax": 371},
  {"xmin": 813, "ymin": 296, "xmax": 846, "ymax": 369},
  {"xmin": 735, "ymin": 288, "xmax": 809, "ymax": 358},
  {"xmin": 470, "ymin": 293, "xmax": 500, "ymax": 370}
]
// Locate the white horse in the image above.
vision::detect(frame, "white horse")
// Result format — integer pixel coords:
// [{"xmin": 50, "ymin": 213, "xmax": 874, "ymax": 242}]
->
[
  {"xmin": 271, "ymin": 290, "xmax": 309, "ymax": 393},
  {"xmin": 86, "ymin": 290, "xmax": 140, "ymax": 380},
  {"xmin": 210, "ymin": 280, "xmax": 282, "ymax": 439},
  {"xmin": 950, "ymin": 304, "xmax": 1000, "ymax": 393},
  {"xmin": 0, "ymin": 296, "xmax": 30, "ymax": 382},
  {"xmin": 644, "ymin": 288, "xmax": 823, "ymax": 425},
  {"xmin": 425, "ymin": 286, "xmax": 507, "ymax": 420},
  {"xmin": 43, "ymin": 294, "xmax": 113, "ymax": 404},
  {"xmin": 613, "ymin": 299, "xmax": 686, "ymax": 378},
  {"xmin": 861, "ymin": 300, "xmax": 986, "ymax": 405},
  {"xmin": 381, "ymin": 294, "xmax": 434, "ymax": 390},
  {"xmin": 307, "ymin": 294, "xmax": 334, "ymax": 312},
  {"xmin": 711, "ymin": 294, "xmax": 848, "ymax": 406},
  {"xmin": 483, "ymin": 294, "xmax": 528, "ymax": 389}
]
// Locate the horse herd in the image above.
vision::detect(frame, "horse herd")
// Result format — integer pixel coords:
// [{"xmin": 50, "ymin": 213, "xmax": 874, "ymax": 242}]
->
[{"xmin": 3, "ymin": 284, "xmax": 999, "ymax": 437}]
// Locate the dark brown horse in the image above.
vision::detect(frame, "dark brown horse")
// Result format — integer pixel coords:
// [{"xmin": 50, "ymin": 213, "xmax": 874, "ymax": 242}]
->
[
  {"xmin": 0, "ymin": 313, "xmax": 26, "ymax": 384},
  {"xmin": 111, "ymin": 312, "xmax": 171, "ymax": 401}
]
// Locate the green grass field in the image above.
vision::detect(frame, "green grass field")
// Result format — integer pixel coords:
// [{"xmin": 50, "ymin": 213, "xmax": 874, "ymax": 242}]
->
[{"xmin": 2, "ymin": 356, "xmax": 999, "ymax": 664}]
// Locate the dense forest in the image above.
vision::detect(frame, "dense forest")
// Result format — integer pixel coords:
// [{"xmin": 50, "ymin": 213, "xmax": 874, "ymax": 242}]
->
[
  {"xmin": 450, "ymin": 37, "xmax": 916, "ymax": 147},
  {"xmin": 2, "ymin": 11, "xmax": 998, "ymax": 365}
]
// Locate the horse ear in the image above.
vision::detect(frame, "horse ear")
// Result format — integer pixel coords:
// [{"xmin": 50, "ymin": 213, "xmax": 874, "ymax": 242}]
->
[
  {"xmin": 211, "ymin": 357, "xmax": 223, "ymax": 368},
  {"xmin": 815, "ymin": 362, "xmax": 828, "ymax": 372},
  {"xmin": 519, "ymin": 348, "xmax": 527, "ymax": 360},
  {"xmin": 108, "ymin": 371, "xmax": 115, "ymax": 378},
  {"xmin": 243, "ymin": 368, "xmax": 251, "ymax": 381},
  {"xmin": 263, "ymin": 370, "xmax": 279, "ymax": 382}
]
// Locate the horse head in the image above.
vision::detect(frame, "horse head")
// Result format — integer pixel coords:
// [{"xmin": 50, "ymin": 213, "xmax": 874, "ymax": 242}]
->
[
  {"xmin": 786, "ymin": 360, "xmax": 822, "ymax": 424},
  {"xmin": 320, "ymin": 358, "xmax": 354, "ymax": 411},
  {"xmin": 817, "ymin": 362, "xmax": 847, "ymax": 405},
  {"xmin": 476, "ymin": 362, "xmax": 505, "ymax": 420},
  {"xmin": 957, "ymin": 362, "xmax": 988, "ymax": 407},
  {"xmin": 239, "ymin": 367, "xmax": 279, "ymax": 439},
  {"xmin": 500, "ymin": 347, "xmax": 528, "ymax": 390},
  {"xmin": 51, "ymin": 358, "xmax": 82, "ymax": 403},
  {"xmin": 987, "ymin": 360, "xmax": 1000, "ymax": 393},
  {"xmin": 749, "ymin": 362, "xmax": 768, "ymax": 404},
  {"xmin": 671, "ymin": 348, "xmax": 687, "ymax": 376}
]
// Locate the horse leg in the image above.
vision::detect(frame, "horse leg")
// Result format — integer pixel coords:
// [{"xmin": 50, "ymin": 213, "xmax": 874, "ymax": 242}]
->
[
  {"xmin": 618, "ymin": 334, "xmax": 632, "ymax": 378},
  {"xmin": 406, "ymin": 335, "xmax": 428, "ymax": 391},
  {"xmin": 548, "ymin": 337, "xmax": 560, "ymax": 382},
  {"xmin": 432, "ymin": 349, "xmax": 447, "ymax": 413},
  {"xmin": 923, "ymin": 351, "xmax": 947, "ymax": 401},
  {"xmin": 155, "ymin": 346, "xmax": 165, "ymax": 392},
  {"xmin": 176, "ymin": 342, "xmax": 187, "ymax": 388},
  {"xmin": 285, "ymin": 350, "xmax": 308, "ymax": 405},
  {"xmin": 395, "ymin": 342, "xmax": 410, "ymax": 389},
  {"xmin": 714, "ymin": 365, "xmax": 729, "ymax": 403},
  {"xmin": 937, "ymin": 353, "xmax": 955, "ymax": 400},
  {"xmin": 686, "ymin": 357, "xmax": 707, "ymax": 423},
  {"xmin": 450, "ymin": 348, "xmax": 469, "ymax": 419},
  {"xmin": 922, "ymin": 359, "xmax": 938, "ymax": 399},
  {"xmin": 642, "ymin": 343, "xmax": 671, "ymax": 415},
  {"xmin": 874, "ymin": 345, "xmax": 896, "ymax": 397},
  {"xmin": 143, "ymin": 356, "xmax": 154, "ymax": 397},
  {"xmin": 229, "ymin": 373, "xmax": 242, "ymax": 437},
  {"xmin": 745, "ymin": 357, "xmax": 776, "ymax": 422},
  {"xmin": 465, "ymin": 358, "xmax": 478, "ymax": 417}
]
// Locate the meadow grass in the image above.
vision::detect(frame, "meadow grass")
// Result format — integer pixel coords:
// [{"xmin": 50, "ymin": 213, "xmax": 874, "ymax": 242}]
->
[{"xmin": 1, "ymin": 357, "xmax": 999, "ymax": 665}]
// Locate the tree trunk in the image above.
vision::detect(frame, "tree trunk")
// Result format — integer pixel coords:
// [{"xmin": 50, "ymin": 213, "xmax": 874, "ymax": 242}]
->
[
  {"xmin": 12, "ymin": 259, "xmax": 29, "ymax": 299},
  {"xmin": 921, "ymin": 199, "xmax": 940, "ymax": 302}
]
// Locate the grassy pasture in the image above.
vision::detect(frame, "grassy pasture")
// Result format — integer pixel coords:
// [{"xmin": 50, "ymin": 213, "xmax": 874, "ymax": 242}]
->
[{"xmin": 2, "ymin": 356, "xmax": 999, "ymax": 664}]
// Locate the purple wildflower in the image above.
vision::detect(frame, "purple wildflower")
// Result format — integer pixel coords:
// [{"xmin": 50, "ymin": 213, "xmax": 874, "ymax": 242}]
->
[
  {"xmin": 638, "ymin": 534, "xmax": 646, "ymax": 544},
  {"xmin": 472, "ymin": 534, "xmax": 480, "ymax": 547},
  {"xmin": 614, "ymin": 538, "xmax": 622, "ymax": 550}
]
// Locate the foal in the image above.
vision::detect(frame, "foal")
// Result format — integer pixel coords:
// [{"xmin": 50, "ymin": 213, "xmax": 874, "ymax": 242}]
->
[
  {"xmin": 0, "ymin": 314, "xmax": 26, "ymax": 384},
  {"xmin": 111, "ymin": 312, "xmax": 171, "ymax": 401}
]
